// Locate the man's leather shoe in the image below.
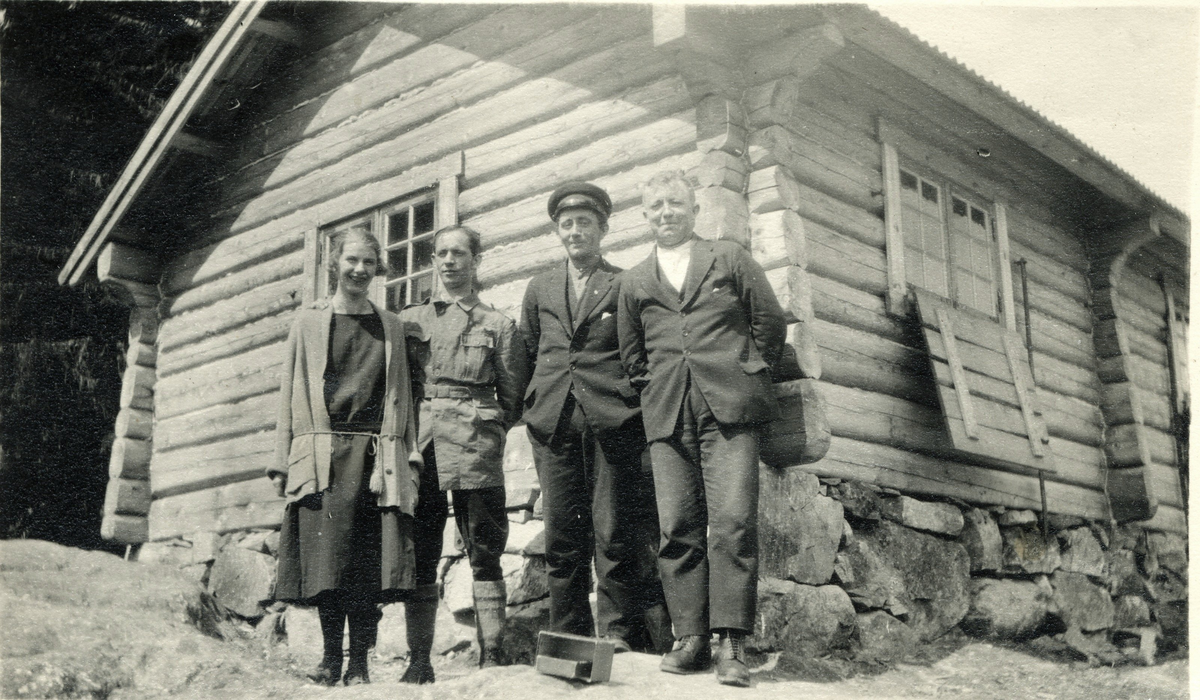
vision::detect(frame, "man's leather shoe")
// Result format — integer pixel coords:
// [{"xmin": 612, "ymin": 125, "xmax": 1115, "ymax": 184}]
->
[
  {"xmin": 606, "ymin": 637, "xmax": 633, "ymax": 654},
  {"xmin": 715, "ymin": 631, "xmax": 750, "ymax": 687},
  {"xmin": 660, "ymin": 635, "xmax": 712, "ymax": 674}
]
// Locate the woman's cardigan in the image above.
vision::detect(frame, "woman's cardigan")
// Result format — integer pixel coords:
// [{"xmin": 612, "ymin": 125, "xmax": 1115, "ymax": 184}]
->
[{"xmin": 268, "ymin": 299, "xmax": 422, "ymax": 515}]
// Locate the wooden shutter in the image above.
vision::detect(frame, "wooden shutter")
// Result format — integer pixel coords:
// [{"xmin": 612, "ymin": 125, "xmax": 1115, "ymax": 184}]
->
[{"xmin": 914, "ymin": 287, "xmax": 1054, "ymax": 472}]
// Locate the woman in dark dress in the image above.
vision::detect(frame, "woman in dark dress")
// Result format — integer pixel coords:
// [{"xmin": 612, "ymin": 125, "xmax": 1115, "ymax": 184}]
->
[{"xmin": 268, "ymin": 226, "xmax": 422, "ymax": 686}]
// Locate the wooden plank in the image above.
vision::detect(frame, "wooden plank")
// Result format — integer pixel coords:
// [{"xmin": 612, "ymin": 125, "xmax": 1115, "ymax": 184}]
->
[
  {"xmin": 153, "ymin": 392, "xmax": 278, "ymax": 453},
  {"xmin": 151, "ymin": 430, "xmax": 274, "ymax": 478},
  {"xmin": 1008, "ymin": 240, "xmax": 1088, "ymax": 305},
  {"xmin": 811, "ymin": 272, "xmax": 903, "ymax": 343},
  {"xmin": 746, "ymin": 22, "xmax": 844, "ymax": 84},
  {"xmin": 114, "ymin": 408, "xmax": 153, "ymax": 441},
  {"xmin": 878, "ymin": 139, "xmax": 902, "ymax": 314},
  {"xmin": 156, "ymin": 310, "xmax": 292, "ymax": 379},
  {"xmin": 221, "ymin": 9, "xmax": 641, "ymax": 220},
  {"xmin": 155, "ymin": 351, "xmax": 282, "ymax": 421},
  {"xmin": 156, "ymin": 341, "xmax": 283, "ymax": 411},
  {"xmin": 746, "ymin": 124, "xmax": 881, "ymax": 213},
  {"xmin": 265, "ymin": 5, "xmax": 495, "ymax": 121},
  {"xmin": 1002, "ymin": 335, "xmax": 1045, "ymax": 458},
  {"xmin": 125, "ymin": 342, "xmax": 157, "ymax": 369},
  {"xmin": 60, "ymin": 1, "xmax": 266, "ymax": 286},
  {"xmin": 101, "ymin": 514, "xmax": 148, "ymax": 544},
  {"xmin": 248, "ymin": 5, "xmax": 595, "ymax": 161},
  {"xmin": 459, "ymin": 112, "xmax": 696, "ymax": 219},
  {"xmin": 104, "ymin": 478, "xmax": 151, "ymax": 517},
  {"xmin": 760, "ymin": 378, "xmax": 831, "ymax": 467},
  {"xmin": 813, "ymin": 319, "xmax": 934, "ymax": 403},
  {"xmin": 1107, "ymin": 467, "xmax": 1157, "ymax": 522},
  {"xmin": 993, "ymin": 203, "xmax": 1017, "ymax": 332},
  {"xmin": 157, "ymin": 275, "xmax": 301, "ymax": 353},
  {"xmin": 152, "ymin": 452, "xmax": 271, "ymax": 500},
  {"xmin": 750, "ymin": 209, "xmax": 806, "ymax": 270},
  {"xmin": 813, "ymin": 436, "xmax": 1108, "ymax": 520},
  {"xmin": 165, "ymin": 249, "xmax": 304, "ymax": 317},
  {"xmin": 821, "ymin": 381, "xmax": 1094, "ymax": 485},
  {"xmin": 1146, "ymin": 462, "xmax": 1183, "ymax": 509},
  {"xmin": 120, "ymin": 367, "xmax": 154, "ymax": 411},
  {"xmin": 148, "ymin": 477, "xmax": 284, "ymax": 541},
  {"xmin": 166, "ymin": 226, "xmax": 303, "ymax": 296},
  {"xmin": 806, "ymin": 213, "xmax": 887, "ymax": 288},
  {"xmin": 1105, "ymin": 423, "xmax": 1155, "ymax": 468},
  {"xmin": 786, "ymin": 179, "xmax": 885, "ymax": 250},
  {"xmin": 109, "ymin": 437, "xmax": 151, "ymax": 481},
  {"xmin": 97, "ymin": 241, "xmax": 159, "ymax": 284},
  {"xmin": 934, "ymin": 308, "xmax": 978, "ymax": 439},
  {"xmin": 1131, "ymin": 504, "xmax": 1187, "ymax": 535}
]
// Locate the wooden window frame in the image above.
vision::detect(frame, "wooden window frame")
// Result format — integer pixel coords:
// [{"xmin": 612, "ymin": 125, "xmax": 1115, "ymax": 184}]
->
[
  {"xmin": 880, "ymin": 120, "xmax": 1015, "ymax": 330},
  {"xmin": 302, "ymin": 168, "xmax": 460, "ymax": 310}
]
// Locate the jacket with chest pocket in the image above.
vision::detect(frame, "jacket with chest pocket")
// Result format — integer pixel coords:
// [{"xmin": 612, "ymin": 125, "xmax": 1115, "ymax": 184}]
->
[{"xmin": 400, "ymin": 293, "xmax": 528, "ymax": 491}]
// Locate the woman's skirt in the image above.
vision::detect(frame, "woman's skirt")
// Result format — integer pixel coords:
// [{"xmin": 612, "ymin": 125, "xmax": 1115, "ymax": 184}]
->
[{"xmin": 274, "ymin": 433, "xmax": 415, "ymax": 607}]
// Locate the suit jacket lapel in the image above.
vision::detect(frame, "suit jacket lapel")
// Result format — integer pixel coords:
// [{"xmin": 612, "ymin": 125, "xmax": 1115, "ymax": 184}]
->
[
  {"xmin": 543, "ymin": 263, "xmax": 573, "ymax": 337},
  {"xmin": 643, "ymin": 250, "xmax": 680, "ymax": 312},
  {"xmin": 680, "ymin": 239, "xmax": 715, "ymax": 309},
  {"xmin": 574, "ymin": 262, "xmax": 615, "ymax": 329}
]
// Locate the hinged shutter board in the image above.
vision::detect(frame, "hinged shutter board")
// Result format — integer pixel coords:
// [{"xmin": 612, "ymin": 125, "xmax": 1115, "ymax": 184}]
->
[{"xmin": 914, "ymin": 287, "xmax": 1055, "ymax": 472}]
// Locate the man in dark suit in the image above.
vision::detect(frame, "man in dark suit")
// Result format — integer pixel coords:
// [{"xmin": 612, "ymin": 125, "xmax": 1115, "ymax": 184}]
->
[
  {"xmin": 618, "ymin": 171, "xmax": 786, "ymax": 687},
  {"xmin": 519, "ymin": 182, "xmax": 669, "ymax": 652}
]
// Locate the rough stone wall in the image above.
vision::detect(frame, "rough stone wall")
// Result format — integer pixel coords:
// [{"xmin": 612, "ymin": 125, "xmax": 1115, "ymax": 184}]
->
[{"xmin": 138, "ymin": 474, "xmax": 1185, "ymax": 667}]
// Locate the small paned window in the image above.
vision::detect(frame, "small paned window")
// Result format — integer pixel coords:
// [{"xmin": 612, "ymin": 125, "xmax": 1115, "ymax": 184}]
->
[
  {"xmin": 897, "ymin": 166, "xmax": 998, "ymax": 319},
  {"xmin": 317, "ymin": 191, "xmax": 440, "ymax": 311}
]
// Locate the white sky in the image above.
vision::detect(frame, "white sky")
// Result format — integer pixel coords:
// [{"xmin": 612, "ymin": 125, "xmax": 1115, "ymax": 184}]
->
[{"xmin": 871, "ymin": 4, "xmax": 1198, "ymax": 213}]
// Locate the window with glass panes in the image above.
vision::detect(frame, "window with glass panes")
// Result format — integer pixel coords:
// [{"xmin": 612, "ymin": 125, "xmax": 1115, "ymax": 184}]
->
[
  {"xmin": 381, "ymin": 195, "xmax": 437, "ymax": 311},
  {"xmin": 318, "ymin": 193, "xmax": 438, "ymax": 311},
  {"xmin": 898, "ymin": 167, "xmax": 997, "ymax": 318}
]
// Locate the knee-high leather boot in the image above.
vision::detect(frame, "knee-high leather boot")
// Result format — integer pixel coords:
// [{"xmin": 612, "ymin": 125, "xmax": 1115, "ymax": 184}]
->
[
  {"xmin": 343, "ymin": 607, "xmax": 377, "ymax": 685},
  {"xmin": 473, "ymin": 580, "xmax": 507, "ymax": 668},
  {"xmin": 308, "ymin": 603, "xmax": 345, "ymax": 685},
  {"xmin": 400, "ymin": 584, "xmax": 439, "ymax": 684}
]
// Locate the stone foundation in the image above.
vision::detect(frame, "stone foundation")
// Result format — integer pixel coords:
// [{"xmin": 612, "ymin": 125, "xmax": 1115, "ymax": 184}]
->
[{"xmin": 137, "ymin": 473, "xmax": 1185, "ymax": 666}]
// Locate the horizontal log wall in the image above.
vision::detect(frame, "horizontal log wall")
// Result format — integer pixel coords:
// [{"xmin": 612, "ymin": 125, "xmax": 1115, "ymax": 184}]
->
[
  {"xmin": 149, "ymin": 5, "xmax": 701, "ymax": 540},
  {"xmin": 748, "ymin": 58, "xmax": 1111, "ymax": 521}
]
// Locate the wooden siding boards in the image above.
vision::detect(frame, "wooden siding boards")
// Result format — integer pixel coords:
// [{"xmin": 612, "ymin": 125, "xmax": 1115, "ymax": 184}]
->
[
  {"xmin": 83, "ymin": 7, "xmax": 1184, "ymax": 538},
  {"xmin": 914, "ymin": 289, "xmax": 1054, "ymax": 472}
]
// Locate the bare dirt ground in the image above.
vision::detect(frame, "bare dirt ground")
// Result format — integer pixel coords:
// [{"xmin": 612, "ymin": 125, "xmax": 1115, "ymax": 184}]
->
[{"xmin": 0, "ymin": 541, "xmax": 1187, "ymax": 700}]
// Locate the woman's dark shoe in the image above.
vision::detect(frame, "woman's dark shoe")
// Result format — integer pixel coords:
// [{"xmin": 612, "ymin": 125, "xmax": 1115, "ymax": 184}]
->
[
  {"xmin": 342, "ymin": 660, "xmax": 370, "ymax": 686},
  {"xmin": 659, "ymin": 635, "xmax": 712, "ymax": 674},
  {"xmin": 306, "ymin": 658, "xmax": 342, "ymax": 686},
  {"xmin": 400, "ymin": 653, "xmax": 436, "ymax": 684}
]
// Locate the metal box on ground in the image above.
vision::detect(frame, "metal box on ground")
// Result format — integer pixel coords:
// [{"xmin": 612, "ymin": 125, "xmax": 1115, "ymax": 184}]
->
[{"xmin": 534, "ymin": 631, "xmax": 615, "ymax": 683}]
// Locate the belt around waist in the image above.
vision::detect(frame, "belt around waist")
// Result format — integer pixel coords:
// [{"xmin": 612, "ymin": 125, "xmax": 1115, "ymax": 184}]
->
[{"xmin": 423, "ymin": 384, "xmax": 494, "ymax": 400}]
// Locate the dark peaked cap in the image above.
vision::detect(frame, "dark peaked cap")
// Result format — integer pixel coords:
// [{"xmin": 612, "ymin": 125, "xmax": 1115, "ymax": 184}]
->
[{"xmin": 547, "ymin": 181, "xmax": 613, "ymax": 222}]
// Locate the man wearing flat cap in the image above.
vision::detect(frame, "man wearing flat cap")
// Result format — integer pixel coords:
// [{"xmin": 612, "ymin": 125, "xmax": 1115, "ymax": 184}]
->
[{"xmin": 518, "ymin": 182, "xmax": 669, "ymax": 652}]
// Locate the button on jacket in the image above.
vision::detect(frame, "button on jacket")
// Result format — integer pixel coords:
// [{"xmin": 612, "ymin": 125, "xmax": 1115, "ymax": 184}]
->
[
  {"xmin": 617, "ymin": 238, "xmax": 787, "ymax": 442},
  {"xmin": 400, "ymin": 293, "xmax": 528, "ymax": 491}
]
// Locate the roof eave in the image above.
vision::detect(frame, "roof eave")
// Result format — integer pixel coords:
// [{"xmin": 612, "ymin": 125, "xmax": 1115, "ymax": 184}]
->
[{"xmin": 58, "ymin": 1, "xmax": 267, "ymax": 287}]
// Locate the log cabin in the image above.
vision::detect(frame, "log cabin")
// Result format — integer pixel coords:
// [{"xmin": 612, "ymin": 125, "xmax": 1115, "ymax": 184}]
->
[{"xmin": 58, "ymin": 3, "xmax": 1189, "ymax": 548}]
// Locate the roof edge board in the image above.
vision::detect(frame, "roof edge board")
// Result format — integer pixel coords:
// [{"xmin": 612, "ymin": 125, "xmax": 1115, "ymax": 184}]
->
[
  {"xmin": 830, "ymin": 7, "xmax": 1188, "ymax": 248},
  {"xmin": 58, "ymin": 1, "xmax": 268, "ymax": 287}
]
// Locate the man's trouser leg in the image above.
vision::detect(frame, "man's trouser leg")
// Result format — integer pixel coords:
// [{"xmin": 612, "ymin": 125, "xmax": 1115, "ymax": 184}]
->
[
  {"xmin": 530, "ymin": 404, "xmax": 597, "ymax": 638},
  {"xmin": 592, "ymin": 418, "xmax": 664, "ymax": 645},
  {"xmin": 649, "ymin": 385, "xmax": 760, "ymax": 637}
]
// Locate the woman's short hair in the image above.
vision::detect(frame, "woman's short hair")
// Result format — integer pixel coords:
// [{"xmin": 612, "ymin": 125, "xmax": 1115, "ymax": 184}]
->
[
  {"xmin": 432, "ymin": 225, "xmax": 483, "ymax": 256},
  {"xmin": 326, "ymin": 225, "xmax": 388, "ymax": 288}
]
